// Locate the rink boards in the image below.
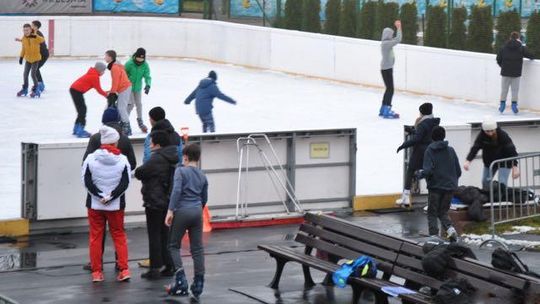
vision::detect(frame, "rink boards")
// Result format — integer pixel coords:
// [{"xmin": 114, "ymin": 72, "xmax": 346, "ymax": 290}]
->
[{"xmin": 21, "ymin": 128, "xmax": 356, "ymax": 232}]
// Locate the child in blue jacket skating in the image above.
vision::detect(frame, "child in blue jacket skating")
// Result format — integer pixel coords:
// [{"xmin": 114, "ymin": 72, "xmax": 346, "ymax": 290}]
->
[{"xmin": 184, "ymin": 71, "xmax": 237, "ymax": 133}]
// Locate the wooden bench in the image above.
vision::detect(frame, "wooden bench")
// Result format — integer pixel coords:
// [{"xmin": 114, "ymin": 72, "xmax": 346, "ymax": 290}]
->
[{"xmin": 258, "ymin": 213, "xmax": 540, "ymax": 304}]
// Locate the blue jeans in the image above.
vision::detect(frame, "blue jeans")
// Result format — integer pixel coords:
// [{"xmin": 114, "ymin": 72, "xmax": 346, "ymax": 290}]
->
[
  {"xmin": 198, "ymin": 112, "xmax": 215, "ymax": 133},
  {"xmin": 482, "ymin": 166, "xmax": 511, "ymax": 190}
]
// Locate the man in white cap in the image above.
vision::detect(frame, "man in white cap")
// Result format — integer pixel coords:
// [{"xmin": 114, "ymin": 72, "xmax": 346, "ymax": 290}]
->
[
  {"xmin": 463, "ymin": 117, "xmax": 520, "ymax": 189},
  {"xmin": 82, "ymin": 126, "xmax": 131, "ymax": 283}
]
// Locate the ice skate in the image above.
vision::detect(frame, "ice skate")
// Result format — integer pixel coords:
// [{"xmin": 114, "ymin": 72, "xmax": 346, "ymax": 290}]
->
[
  {"xmin": 190, "ymin": 275, "xmax": 204, "ymax": 299},
  {"xmin": 382, "ymin": 105, "xmax": 399, "ymax": 119},
  {"xmin": 38, "ymin": 82, "xmax": 45, "ymax": 92},
  {"xmin": 446, "ymin": 226, "xmax": 459, "ymax": 243},
  {"xmin": 75, "ymin": 124, "xmax": 91, "ymax": 138},
  {"xmin": 395, "ymin": 190, "xmax": 411, "ymax": 208},
  {"xmin": 511, "ymin": 102, "xmax": 519, "ymax": 114},
  {"xmin": 30, "ymin": 86, "xmax": 41, "ymax": 98},
  {"xmin": 17, "ymin": 86, "xmax": 28, "ymax": 97},
  {"xmin": 499, "ymin": 101, "xmax": 506, "ymax": 114},
  {"xmin": 122, "ymin": 122, "xmax": 132, "ymax": 136},
  {"xmin": 137, "ymin": 118, "xmax": 148, "ymax": 133},
  {"xmin": 165, "ymin": 269, "xmax": 189, "ymax": 296}
]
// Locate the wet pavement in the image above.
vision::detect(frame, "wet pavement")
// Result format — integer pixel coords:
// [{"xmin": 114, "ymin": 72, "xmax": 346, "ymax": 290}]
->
[{"xmin": 1, "ymin": 210, "xmax": 540, "ymax": 303}]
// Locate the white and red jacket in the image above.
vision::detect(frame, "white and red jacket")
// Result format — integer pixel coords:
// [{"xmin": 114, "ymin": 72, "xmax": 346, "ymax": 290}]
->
[{"xmin": 81, "ymin": 148, "xmax": 131, "ymax": 211}]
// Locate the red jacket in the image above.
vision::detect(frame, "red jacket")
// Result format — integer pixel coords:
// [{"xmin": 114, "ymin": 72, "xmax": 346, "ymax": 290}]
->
[
  {"xmin": 71, "ymin": 68, "xmax": 107, "ymax": 97},
  {"xmin": 110, "ymin": 63, "xmax": 131, "ymax": 93}
]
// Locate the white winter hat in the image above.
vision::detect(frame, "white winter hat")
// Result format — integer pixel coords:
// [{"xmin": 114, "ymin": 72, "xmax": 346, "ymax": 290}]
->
[
  {"xmin": 100, "ymin": 125, "xmax": 120, "ymax": 145},
  {"xmin": 482, "ymin": 116, "xmax": 498, "ymax": 131}
]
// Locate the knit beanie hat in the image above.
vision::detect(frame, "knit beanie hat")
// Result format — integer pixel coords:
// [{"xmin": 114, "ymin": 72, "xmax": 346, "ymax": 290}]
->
[
  {"xmin": 431, "ymin": 126, "xmax": 446, "ymax": 141},
  {"xmin": 149, "ymin": 106, "xmax": 166, "ymax": 122},
  {"xmin": 419, "ymin": 103, "xmax": 433, "ymax": 116},
  {"xmin": 94, "ymin": 62, "xmax": 107, "ymax": 73},
  {"xmin": 102, "ymin": 107, "xmax": 120, "ymax": 124},
  {"xmin": 134, "ymin": 47, "xmax": 146, "ymax": 59},
  {"xmin": 482, "ymin": 117, "xmax": 497, "ymax": 131},
  {"xmin": 208, "ymin": 70, "xmax": 217, "ymax": 81},
  {"xmin": 100, "ymin": 125, "xmax": 120, "ymax": 145}
]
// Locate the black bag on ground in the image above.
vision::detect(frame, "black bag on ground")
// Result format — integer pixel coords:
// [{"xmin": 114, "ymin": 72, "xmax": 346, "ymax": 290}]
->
[
  {"xmin": 491, "ymin": 248, "xmax": 540, "ymax": 278},
  {"xmin": 434, "ymin": 278, "xmax": 476, "ymax": 304}
]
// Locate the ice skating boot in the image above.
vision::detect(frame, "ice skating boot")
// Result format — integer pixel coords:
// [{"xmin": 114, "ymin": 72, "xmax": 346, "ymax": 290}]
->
[
  {"xmin": 511, "ymin": 102, "xmax": 519, "ymax": 114},
  {"xmin": 396, "ymin": 189, "xmax": 411, "ymax": 208},
  {"xmin": 122, "ymin": 122, "xmax": 132, "ymax": 136},
  {"xmin": 76, "ymin": 124, "xmax": 91, "ymax": 138},
  {"xmin": 30, "ymin": 86, "xmax": 41, "ymax": 98},
  {"xmin": 499, "ymin": 101, "xmax": 506, "ymax": 114},
  {"xmin": 17, "ymin": 86, "xmax": 28, "ymax": 97},
  {"xmin": 382, "ymin": 105, "xmax": 399, "ymax": 119},
  {"xmin": 190, "ymin": 275, "xmax": 204, "ymax": 299},
  {"xmin": 378, "ymin": 105, "xmax": 384, "ymax": 117},
  {"xmin": 166, "ymin": 269, "xmax": 189, "ymax": 296},
  {"xmin": 446, "ymin": 226, "xmax": 459, "ymax": 243},
  {"xmin": 137, "ymin": 118, "xmax": 148, "ymax": 133},
  {"xmin": 38, "ymin": 82, "xmax": 45, "ymax": 92},
  {"xmin": 73, "ymin": 123, "xmax": 79, "ymax": 135}
]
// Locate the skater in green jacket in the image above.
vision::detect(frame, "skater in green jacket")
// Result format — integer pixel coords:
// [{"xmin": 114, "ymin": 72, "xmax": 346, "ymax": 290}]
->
[{"xmin": 125, "ymin": 47, "xmax": 152, "ymax": 133}]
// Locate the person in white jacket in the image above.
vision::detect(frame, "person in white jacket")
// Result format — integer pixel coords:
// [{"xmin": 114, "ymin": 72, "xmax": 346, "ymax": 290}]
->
[{"xmin": 82, "ymin": 125, "xmax": 131, "ymax": 283}]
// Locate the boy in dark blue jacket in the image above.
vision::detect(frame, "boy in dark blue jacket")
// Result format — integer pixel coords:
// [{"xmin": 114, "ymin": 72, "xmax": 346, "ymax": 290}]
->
[
  {"xmin": 184, "ymin": 71, "xmax": 237, "ymax": 133},
  {"xmin": 417, "ymin": 126, "xmax": 461, "ymax": 242}
]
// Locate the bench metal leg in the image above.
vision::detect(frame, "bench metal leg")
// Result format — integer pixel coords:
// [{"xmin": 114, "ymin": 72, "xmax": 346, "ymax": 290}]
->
[
  {"xmin": 352, "ymin": 286, "xmax": 389, "ymax": 304},
  {"xmin": 268, "ymin": 256, "xmax": 287, "ymax": 289},
  {"xmin": 302, "ymin": 265, "xmax": 316, "ymax": 289},
  {"xmin": 322, "ymin": 273, "xmax": 334, "ymax": 287}
]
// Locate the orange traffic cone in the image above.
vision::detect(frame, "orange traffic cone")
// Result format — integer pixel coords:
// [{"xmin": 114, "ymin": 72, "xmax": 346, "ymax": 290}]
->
[{"xmin": 203, "ymin": 205, "xmax": 212, "ymax": 232}]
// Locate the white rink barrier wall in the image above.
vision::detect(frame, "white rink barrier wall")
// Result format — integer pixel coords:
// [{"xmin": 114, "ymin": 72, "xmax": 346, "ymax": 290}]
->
[{"xmin": 2, "ymin": 16, "xmax": 540, "ymax": 111}]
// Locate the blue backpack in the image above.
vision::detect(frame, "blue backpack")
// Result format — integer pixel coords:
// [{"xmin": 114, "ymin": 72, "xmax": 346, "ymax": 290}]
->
[{"xmin": 332, "ymin": 256, "xmax": 377, "ymax": 288}]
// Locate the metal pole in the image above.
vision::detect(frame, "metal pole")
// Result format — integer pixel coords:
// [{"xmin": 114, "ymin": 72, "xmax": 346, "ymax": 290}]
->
[{"xmin": 263, "ymin": 0, "xmax": 266, "ymax": 27}]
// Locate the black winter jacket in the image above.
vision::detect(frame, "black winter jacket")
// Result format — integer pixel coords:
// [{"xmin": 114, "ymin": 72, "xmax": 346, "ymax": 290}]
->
[
  {"xmin": 422, "ymin": 141, "xmax": 462, "ymax": 191},
  {"xmin": 152, "ymin": 119, "xmax": 182, "ymax": 148},
  {"xmin": 401, "ymin": 117, "xmax": 441, "ymax": 170},
  {"xmin": 496, "ymin": 39, "xmax": 534, "ymax": 77},
  {"xmin": 135, "ymin": 146, "xmax": 179, "ymax": 210},
  {"xmin": 466, "ymin": 128, "xmax": 518, "ymax": 168}
]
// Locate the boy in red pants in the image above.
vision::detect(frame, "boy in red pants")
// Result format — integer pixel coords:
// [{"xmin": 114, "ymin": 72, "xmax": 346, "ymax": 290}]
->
[{"xmin": 82, "ymin": 126, "xmax": 132, "ymax": 282}]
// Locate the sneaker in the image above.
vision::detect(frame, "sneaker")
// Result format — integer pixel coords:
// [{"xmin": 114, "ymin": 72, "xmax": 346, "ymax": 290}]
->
[
  {"xmin": 499, "ymin": 101, "xmax": 506, "ymax": 113},
  {"xmin": 511, "ymin": 102, "xmax": 519, "ymax": 114},
  {"xmin": 396, "ymin": 190, "xmax": 411, "ymax": 208},
  {"xmin": 92, "ymin": 271, "xmax": 104, "ymax": 282},
  {"xmin": 447, "ymin": 226, "xmax": 459, "ymax": 243},
  {"xmin": 117, "ymin": 269, "xmax": 131, "ymax": 282}
]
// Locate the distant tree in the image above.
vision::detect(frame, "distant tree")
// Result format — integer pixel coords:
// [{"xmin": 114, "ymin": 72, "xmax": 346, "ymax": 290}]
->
[
  {"xmin": 526, "ymin": 11, "xmax": 540, "ymax": 57},
  {"xmin": 424, "ymin": 5, "xmax": 447, "ymax": 48},
  {"xmin": 339, "ymin": 0, "xmax": 357, "ymax": 37},
  {"xmin": 467, "ymin": 5, "xmax": 494, "ymax": 53},
  {"xmin": 449, "ymin": 6, "xmax": 467, "ymax": 50},
  {"xmin": 325, "ymin": 0, "xmax": 341, "ymax": 35},
  {"xmin": 375, "ymin": 1, "xmax": 399, "ymax": 39},
  {"xmin": 495, "ymin": 9, "xmax": 521, "ymax": 51},
  {"xmin": 358, "ymin": 1, "xmax": 378, "ymax": 39},
  {"xmin": 284, "ymin": 0, "xmax": 303, "ymax": 30},
  {"xmin": 400, "ymin": 2, "xmax": 418, "ymax": 44}
]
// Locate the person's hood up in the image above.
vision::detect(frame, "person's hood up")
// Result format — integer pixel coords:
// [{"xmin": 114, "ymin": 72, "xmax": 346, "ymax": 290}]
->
[
  {"xmin": 420, "ymin": 117, "xmax": 441, "ymax": 128},
  {"xmin": 506, "ymin": 39, "xmax": 523, "ymax": 50},
  {"xmin": 155, "ymin": 145, "xmax": 179, "ymax": 165},
  {"xmin": 199, "ymin": 78, "xmax": 215, "ymax": 89},
  {"xmin": 94, "ymin": 149, "xmax": 123, "ymax": 166},
  {"xmin": 429, "ymin": 140, "xmax": 449, "ymax": 151},
  {"xmin": 382, "ymin": 28, "xmax": 394, "ymax": 41},
  {"xmin": 104, "ymin": 122, "xmax": 123, "ymax": 135},
  {"xmin": 152, "ymin": 118, "xmax": 176, "ymax": 133}
]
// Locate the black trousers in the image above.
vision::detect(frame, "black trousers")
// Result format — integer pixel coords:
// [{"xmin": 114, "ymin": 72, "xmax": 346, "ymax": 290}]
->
[
  {"xmin": 427, "ymin": 190, "xmax": 454, "ymax": 236},
  {"xmin": 145, "ymin": 207, "xmax": 173, "ymax": 269},
  {"xmin": 70, "ymin": 88, "xmax": 86, "ymax": 126},
  {"xmin": 36, "ymin": 53, "xmax": 48, "ymax": 83},
  {"xmin": 23, "ymin": 61, "xmax": 39, "ymax": 89},
  {"xmin": 381, "ymin": 68, "xmax": 394, "ymax": 107}
]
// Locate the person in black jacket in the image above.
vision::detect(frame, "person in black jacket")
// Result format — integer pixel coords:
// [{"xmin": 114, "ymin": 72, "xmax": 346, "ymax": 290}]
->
[
  {"xmin": 496, "ymin": 32, "xmax": 534, "ymax": 114},
  {"xmin": 31, "ymin": 20, "xmax": 49, "ymax": 92},
  {"xmin": 396, "ymin": 103, "xmax": 440, "ymax": 207},
  {"xmin": 135, "ymin": 131, "xmax": 179, "ymax": 279},
  {"xmin": 464, "ymin": 117, "xmax": 520, "ymax": 190},
  {"xmin": 417, "ymin": 126, "xmax": 461, "ymax": 241},
  {"xmin": 81, "ymin": 107, "xmax": 137, "ymax": 271}
]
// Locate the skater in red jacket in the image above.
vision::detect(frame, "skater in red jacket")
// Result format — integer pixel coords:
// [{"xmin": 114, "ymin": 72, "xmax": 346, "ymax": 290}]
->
[{"xmin": 70, "ymin": 62, "xmax": 108, "ymax": 138}]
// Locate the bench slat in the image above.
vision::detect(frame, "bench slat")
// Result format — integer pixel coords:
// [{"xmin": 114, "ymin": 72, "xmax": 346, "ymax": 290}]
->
[{"xmin": 298, "ymin": 223, "xmax": 400, "ymax": 263}]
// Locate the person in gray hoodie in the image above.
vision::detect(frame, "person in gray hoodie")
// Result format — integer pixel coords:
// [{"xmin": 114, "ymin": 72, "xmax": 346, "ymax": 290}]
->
[
  {"xmin": 380, "ymin": 20, "xmax": 402, "ymax": 119},
  {"xmin": 416, "ymin": 126, "xmax": 461, "ymax": 242}
]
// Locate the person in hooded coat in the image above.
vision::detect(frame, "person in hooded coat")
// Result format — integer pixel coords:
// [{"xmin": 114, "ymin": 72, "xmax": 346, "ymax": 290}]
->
[
  {"xmin": 135, "ymin": 130, "xmax": 178, "ymax": 279},
  {"xmin": 417, "ymin": 126, "xmax": 461, "ymax": 242},
  {"xmin": 143, "ymin": 107, "xmax": 183, "ymax": 164},
  {"xmin": 496, "ymin": 32, "xmax": 534, "ymax": 114},
  {"xmin": 379, "ymin": 20, "xmax": 402, "ymax": 119},
  {"xmin": 184, "ymin": 70, "xmax": 237, "ymax": 133},
  {"xmin": 396, "ymin": 103, "xmax": 440, "ymax": 207}
]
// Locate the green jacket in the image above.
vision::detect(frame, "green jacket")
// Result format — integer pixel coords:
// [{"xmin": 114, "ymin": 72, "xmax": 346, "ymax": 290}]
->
[{"xmin": 124, "ymin": 58, "xmax": 152, "ymax": 92}]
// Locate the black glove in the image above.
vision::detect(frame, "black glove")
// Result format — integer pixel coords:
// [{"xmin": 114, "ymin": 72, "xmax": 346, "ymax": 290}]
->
[
  {"xmin": 107, "ymin": 93, "xmax": 118, "ymax": 107},
  {"xmin": 19, "ymin": 57, "xmax": 23, "ymax": 65},
  {"xmin": 396, "ymin": 145, "xmax": 404, "ymax": 153},
  {"xmin": 415, "ymin": 170, "xmax": 425, "ymax": 180},
  {"xmin": 144, "ymin": 85, "xmax": 150, "ymax": 95}
]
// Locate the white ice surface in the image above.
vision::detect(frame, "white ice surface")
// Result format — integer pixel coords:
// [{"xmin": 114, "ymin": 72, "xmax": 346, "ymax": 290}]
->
[{"xmin": 1, "ymin": 58, "xmax": 539, "ymax": 219}]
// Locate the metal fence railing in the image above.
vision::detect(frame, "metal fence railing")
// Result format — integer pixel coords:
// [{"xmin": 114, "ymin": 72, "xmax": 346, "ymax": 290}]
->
[{"xmin": 488, "ymin": 152, "xmax": 540, "ymax": 239}]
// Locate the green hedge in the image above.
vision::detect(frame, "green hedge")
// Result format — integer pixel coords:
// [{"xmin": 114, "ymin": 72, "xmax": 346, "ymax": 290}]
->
[
  {"xmin": 449, "ymin": 6, "xmax": 467, "ymax": 50},
  {"xmin": 467, "ymin": 5, "xmax": 494, "ymax": 53},
  {"xmin": 357, "ymin": 1, "xmax": 378, "ymax": 39},
  {"xmin": 495, "ymin": 9, "xmax": 521, "ymax": 51},
  {"xmin": 325, "ymin": 0, "xmax": 341, "ymax": 35},
  {"xmin": 302, "ymin": 0, "xmax": 322, "ymax": 33},
  {"xmin": 424, "ymin": 5, "xmax": 447, "ymax": 48},
  {"xmin": 526, "ymin": 11, "xmax": 540, "ymax": 57},
  {"xmin": 284, "ymin": 0, "xmax": 303, "ymax": 30},
  {"xmin": 375, "ymin": 1, "xmax": 399, "ymax": 39},
  {"xmin": 339, "ymin": 0, "xmax": 357, "ymax": 37},
  {"xmin": 400, "ymin": 2, "xmax": 418, "ymax": 44}
]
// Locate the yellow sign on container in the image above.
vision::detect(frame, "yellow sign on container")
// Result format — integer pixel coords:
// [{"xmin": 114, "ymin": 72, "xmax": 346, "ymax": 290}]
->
[{"xmin": 310, "ymin": 142, "xmax": 330, "ymax": 159}]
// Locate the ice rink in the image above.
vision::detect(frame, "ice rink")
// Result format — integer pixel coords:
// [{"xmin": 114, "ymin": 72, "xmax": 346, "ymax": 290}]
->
[{"xmin": 1, "ymin": 58, "xmax": 538, "ymax": 219}]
